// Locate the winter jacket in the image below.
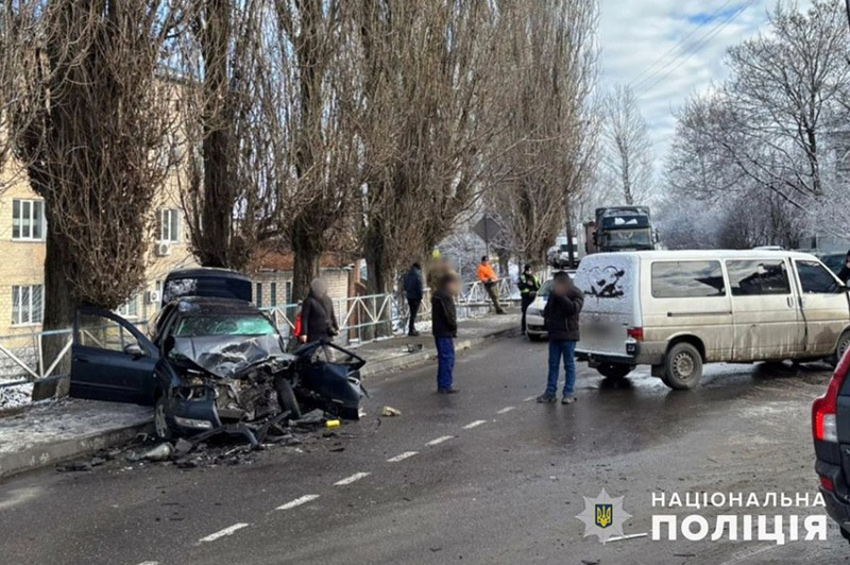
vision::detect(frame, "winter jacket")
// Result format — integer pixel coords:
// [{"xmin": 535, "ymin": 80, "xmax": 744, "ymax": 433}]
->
[
  {"xmin": 300, "ymin": 291, "xmax": 339, "ymax": 342},
  {"xmin": 404, "ymin": 266, "xmax": 424, "ymax": 302},
  {"xmin": 477, "ymin": 263, "xmax": 498, "ymax": 284},
  {"xmin": 518, "ymin": 273, "xmax": 541, "ymax": 296},
  {"xmin": 840, "ymin": 266, "xmax": 850, "ymax": 285},
  {"xmin": 431, "ymin": 289, "xmax": 458, "ymax": 338},
  {"xmin": 543, "ymin": 287, "xmax": 584, "ymax": 342}
]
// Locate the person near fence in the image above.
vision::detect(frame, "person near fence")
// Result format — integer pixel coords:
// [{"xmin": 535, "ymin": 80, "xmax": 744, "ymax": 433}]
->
[
  {"xmin": 403, "ymin": 262, "xmax": 424, "ymax": 337},
  {"xmin": 477, "ymin": 256, "xmax": 506, "ymax": 314},
  {"xmin": 537, "ymin": 271, "xmax": 584, "ymax": 405},
  {"xmin": 432, "ymin": 273, "xmax": 460, "ymax": 394},
  {"xmin": 518, "ymin": 264, "xmax": 541, "ymax": 335},
  {"xmin": 298, "ymin": 278, "xmax": 339, "ymax": 345}
]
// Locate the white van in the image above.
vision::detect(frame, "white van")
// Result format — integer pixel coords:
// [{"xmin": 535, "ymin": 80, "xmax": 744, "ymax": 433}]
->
[{"xmin": 574, "ymin": 250, "xmax": 850, "ymax": 389}]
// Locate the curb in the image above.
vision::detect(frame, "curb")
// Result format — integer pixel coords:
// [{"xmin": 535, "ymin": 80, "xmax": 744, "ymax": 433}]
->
[
  {"xmin": 0, "ymin": 420, "xmax": 152, "ymax": 480},
  {"xmin": 360, "ymin": 325, "xmax": 520, "ymax": 379}
]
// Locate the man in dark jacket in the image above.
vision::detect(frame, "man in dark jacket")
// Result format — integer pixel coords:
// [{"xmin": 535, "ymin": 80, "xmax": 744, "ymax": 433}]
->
[
  {"xmin": 431, "ymin": 273, "xmax": 460, "ymax": 394},
  {"xmin": 839, "ymin": 251, "xmax": 850, "ymax": 285},
  {"xmin": 403, "ymin": 262, "xmax": 424, "ymax": 336},
  {"xmin": 537, "ymin": 271, "xmax": 584, "ymax": 404},
  {"xmin": 299, "ymin": 278, "xmax": 339, "ymax": 345},
  {"xmin": 517, "ymin": 263, "xmax": 541, "ymax": 335}
]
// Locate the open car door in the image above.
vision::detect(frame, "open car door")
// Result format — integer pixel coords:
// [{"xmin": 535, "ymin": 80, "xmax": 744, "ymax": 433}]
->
[{"xmin": 69, "ymin": 307, "xmax": 159, "ymax": 405}]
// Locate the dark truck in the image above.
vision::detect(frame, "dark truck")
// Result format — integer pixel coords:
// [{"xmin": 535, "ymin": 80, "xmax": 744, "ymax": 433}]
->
[
  {"xmin": 813, "ymin": 348, "xmax": 850, "ymax": 543},
  {"xmin": 584, "ymin": 206, "xmax": 657, "ymax": 254}
]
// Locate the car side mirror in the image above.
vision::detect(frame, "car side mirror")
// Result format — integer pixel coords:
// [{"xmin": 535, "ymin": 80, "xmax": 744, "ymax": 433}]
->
[{"xmin": 124, "ymin": 343, "xmax": 145, "ymax": 358}]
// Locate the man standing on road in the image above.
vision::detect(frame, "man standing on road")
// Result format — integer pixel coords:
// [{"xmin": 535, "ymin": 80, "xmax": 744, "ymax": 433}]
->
[
  {"xmin": 432, "ymin": 273, "xmax": 460, "ymax": 394},
  {"xmin": 517, "ymin": 263, "xmax": 540, "ymax": 335},
  {"xmin": 403, "ymin": 262, "xmax": 424, "ymax": 337},
  {"xmin": 537, "ymin": 271, "xmax": 583, "ymax": 405},
  {"xmin": 477, "ymin": 256, "xmax": 506, "ymax": 314}
]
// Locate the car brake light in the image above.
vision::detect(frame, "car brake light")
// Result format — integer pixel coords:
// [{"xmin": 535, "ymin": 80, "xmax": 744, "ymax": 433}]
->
[
  {"xmin": 820, "ymin": 475, "xmax": 835, "ymax": 492},
  {"xmin": 627, "ymin": 327, "xmax": 644, "ymax": 341},
  {"xmin": 813, "ymin": 347, "xmax": 850, "ymax": 442}
]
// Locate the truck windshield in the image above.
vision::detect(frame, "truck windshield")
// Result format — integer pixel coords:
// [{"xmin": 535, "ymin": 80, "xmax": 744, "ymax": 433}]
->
[{"xmin": 603, "ymin": 229, "xmax": 652, "ymax": 248}]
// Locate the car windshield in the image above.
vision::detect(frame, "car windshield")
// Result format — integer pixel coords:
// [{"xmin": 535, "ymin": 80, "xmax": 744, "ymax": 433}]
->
[
  {"xmin": 173, "ymin": 315, "xmax": 277, "ymax": 337},
  {"xmin": 603, "ymin": 229, "xmax": 652, "ymax": 247}
]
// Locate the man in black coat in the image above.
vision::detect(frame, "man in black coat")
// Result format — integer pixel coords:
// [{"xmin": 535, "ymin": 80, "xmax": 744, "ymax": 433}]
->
[
  {"xmin": 431, "ymin": 273, "xmax": 460, "ymax": 394},
  {"xmin": 403, "ymin": 262, "xmax": 424, "ymax": 336},
  {"xmin": 299, "ymin": 278, "xmax": 339, "ymax": 344},
  {"xmin": 537, "ymin": 271, "xmax": 584, "ymax": 404}
]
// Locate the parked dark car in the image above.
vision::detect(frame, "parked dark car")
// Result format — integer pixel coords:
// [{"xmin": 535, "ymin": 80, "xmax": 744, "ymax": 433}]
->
[
  {"xmin": 813, "ymin": 347, "xmax": 850, "ymax": 544},
  {"xmin": 69, "ymin": 268, "xmax": 365, "ymax": 444}
]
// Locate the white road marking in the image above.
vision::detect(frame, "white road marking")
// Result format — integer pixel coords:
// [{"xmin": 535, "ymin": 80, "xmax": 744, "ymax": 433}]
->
[
  {"xmin": 334, "ymin": 472, "xmax": 371, "ymax": 486},
  {"xmin": 387, "ymin": 451, "xmax": 418, "ymax": 463},
  {"xmin": 496, "ymin": 406, "xmax": 516, "ymax": 414},
  {"xmin": 462, "ymin": 420, "xmax": 487, "ymax": 429},
  {"xmin": 523, "ymin": 395, "xmax": 536, "ymax": 402},
  {"xmin": 137, "ymin": 562, "xmax": 160, "ymax": 565},
  {"xmin": 276, "ymin": 494, "xmax": 320, "ymax": 510},
  {"xmin": 426, "ymin": 435, "xmax": 454, "ymax": 446},
  {"xmin": 606, "ymin": 533, "xmax": 648, "ymax": 543},
  {"xmin": 197, "ymin": 523, "xmax": 250, "ymax": 544}
]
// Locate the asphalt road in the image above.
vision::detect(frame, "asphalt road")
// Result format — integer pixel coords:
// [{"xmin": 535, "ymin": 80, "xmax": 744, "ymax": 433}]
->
[{"xmin": 2, "ymin": 335, "xmax": 850, "ymax": 565}]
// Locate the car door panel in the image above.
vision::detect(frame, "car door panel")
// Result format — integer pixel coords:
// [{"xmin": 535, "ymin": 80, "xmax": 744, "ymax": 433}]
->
[
  {"xmin": 794, "ymin": 259, "xmax": 850, "ymax": 356},
  {"xmin": 69, "ymin": 307, "xmax": 158, "ymax": 405}
]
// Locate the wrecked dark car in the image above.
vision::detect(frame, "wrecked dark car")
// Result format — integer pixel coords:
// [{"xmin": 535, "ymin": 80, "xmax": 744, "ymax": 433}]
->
[{"xmin": 68, "ymin": 268, "xmax": 365, "ymax": 444}]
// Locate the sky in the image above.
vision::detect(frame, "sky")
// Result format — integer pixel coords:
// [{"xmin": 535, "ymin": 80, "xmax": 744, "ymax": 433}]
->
[{"xmin": 597, "ymin": 0, "xmax": 814, "ymax": 174}]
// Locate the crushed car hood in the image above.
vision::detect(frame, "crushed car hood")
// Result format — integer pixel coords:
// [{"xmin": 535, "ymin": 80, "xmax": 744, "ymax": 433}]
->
[{"xmin": 170, "ymin": 335, "xmax": 293, "ymax": 378}]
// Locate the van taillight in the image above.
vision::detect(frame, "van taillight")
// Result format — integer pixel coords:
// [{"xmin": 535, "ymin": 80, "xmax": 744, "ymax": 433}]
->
[
  {"xmin": 813, "ymin": 348, "xmax": 850, "ymax": 442},
  {"xmin": 627, "ymin": 327, "xmax": 644, "ymax": 341}
]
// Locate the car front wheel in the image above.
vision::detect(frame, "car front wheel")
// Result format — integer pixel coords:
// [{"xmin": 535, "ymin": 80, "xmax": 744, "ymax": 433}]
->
[
  {"xmin": 830, "ymin": 330, "xmax": 850, "ymax": 368},
  {"xmin": 662, "ymin": 343, "xmax": 703, "ymax": 390}
]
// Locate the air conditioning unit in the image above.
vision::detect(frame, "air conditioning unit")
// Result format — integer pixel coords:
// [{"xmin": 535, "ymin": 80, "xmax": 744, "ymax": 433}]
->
[
  {"xmin": 155, "ymin": 242, "xmax": 171, "ymax": 257},
  {"xmin": 146, "ymin": 290, "xmax": 161, "ymax": 305}
]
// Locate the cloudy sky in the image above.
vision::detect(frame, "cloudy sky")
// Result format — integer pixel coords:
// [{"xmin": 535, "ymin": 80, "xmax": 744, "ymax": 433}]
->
[{"xmin": 597, "ymin": 0, "xmax": 814, "ymax": 170}]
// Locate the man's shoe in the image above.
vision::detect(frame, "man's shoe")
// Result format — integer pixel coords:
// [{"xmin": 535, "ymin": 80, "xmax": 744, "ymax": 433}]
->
[
  {"xmin": 536, "ymin": 393, "xmax": 556, "ymax": 403},
  {"xmin": 438, "ymin": 387, "xmax": 460, "ymax": 394},
  {"xmin": 408, "ymin": 330, "xmax": 421, "ymax": 337},
  {"xmin": 561, "ymin": 396, "xmax": 577, "ymax": 405},
  {"xmin": 496, "ymin": 310, "xmax": 508, "ymax": 315}
]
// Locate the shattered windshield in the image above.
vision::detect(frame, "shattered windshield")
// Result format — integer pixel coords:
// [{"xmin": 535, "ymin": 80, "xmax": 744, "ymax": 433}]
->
[{"xmin": 173, "ymin": 315, "xmax": 276, "ymax": 338}]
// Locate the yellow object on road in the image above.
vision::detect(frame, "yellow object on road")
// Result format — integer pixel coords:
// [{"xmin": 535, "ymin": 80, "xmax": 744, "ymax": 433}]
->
[{"xmin": 325, "ymin": 419, "xmax": 341, "ymax": 429}]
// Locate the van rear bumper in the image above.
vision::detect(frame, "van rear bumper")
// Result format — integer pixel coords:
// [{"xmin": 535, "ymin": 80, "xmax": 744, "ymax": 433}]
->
[{"xmin": 577, "ymin": 341, "xmax": 665, "ymax": 367}]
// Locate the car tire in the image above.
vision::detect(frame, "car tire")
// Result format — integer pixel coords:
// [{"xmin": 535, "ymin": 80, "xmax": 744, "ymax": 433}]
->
[
  {"xmin": 829, "ymin": 330, "xmax": 850, "ymax": 368},
  {"xmin": 597, "ymin": 364, "xmax": 632, "ymax": 380},
  {"xmin": 154, "ymin": 395, "xmax": 172, "ymax": 441},
  {"xmin": 276, "ymin": 378, "xmax": 302, "ymax": 420},
  {"xmin": 662, "ymin": 342, "xmax": 703, "ymax": 390}
]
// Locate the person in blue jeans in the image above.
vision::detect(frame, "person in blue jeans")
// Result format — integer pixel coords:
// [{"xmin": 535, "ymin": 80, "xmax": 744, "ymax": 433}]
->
[
  {"xmin": 537, "ymin": 271, "xmax": 584, "ymax": 404},
  {"xmin": 431, "ymin": 273, "xmax": 460, "ymax": 394}
]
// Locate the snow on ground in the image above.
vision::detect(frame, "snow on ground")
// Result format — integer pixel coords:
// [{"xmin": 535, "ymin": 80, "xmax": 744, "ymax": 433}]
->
[{"xmin": 0, "ymin": 379, "xmax": 33, "ymax": 411}]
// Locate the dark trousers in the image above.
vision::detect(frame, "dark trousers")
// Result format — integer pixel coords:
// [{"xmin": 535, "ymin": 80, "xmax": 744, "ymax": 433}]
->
[
  {"xmin": 407, "ymin": 299, "xmax": 421, "ymax": 334},
  {"xmin": 520, "ymin": 294, "xmax": 534, "ymax": 333},
  {"xmin": 484, "ymin": 282, "xmax": 504, "ymax": 313},
  {"xmin": 435, "ymin": 337, "xmax": 455, "ymax": 390}
]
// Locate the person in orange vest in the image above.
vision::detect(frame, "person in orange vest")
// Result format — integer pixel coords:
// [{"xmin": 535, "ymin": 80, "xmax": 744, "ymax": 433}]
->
[{"xmin": 477, "ymin": 256, "xmax": 506, "ymax": 315}]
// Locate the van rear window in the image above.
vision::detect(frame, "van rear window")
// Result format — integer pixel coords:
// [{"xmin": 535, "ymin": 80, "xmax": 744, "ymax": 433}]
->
[{"xmin": 651, "ymin": 261, "xmax": 726, "ymax": 298}]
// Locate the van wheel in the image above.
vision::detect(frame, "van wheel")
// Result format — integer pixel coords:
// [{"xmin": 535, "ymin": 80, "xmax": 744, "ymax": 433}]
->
[
  {"xmin": 830, "ymin": 330, "xmax": 850, "ymax": 368},
  {"xmin": 597, "ymin": 364, "xmax": 632, "ymax": 380},
  {"xmin": 662, "ymin": 343, "xmax": 703, "ymax": 390},
  {"xmin": 275, "ymin": 378, "xmax": 302, "ymax": 420},
  {"xmin": 154, "ymin": 395, "xmax": 172, "ymax": 441}
]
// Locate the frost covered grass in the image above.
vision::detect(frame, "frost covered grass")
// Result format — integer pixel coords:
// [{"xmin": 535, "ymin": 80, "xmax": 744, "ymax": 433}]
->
[{"xmin": 0, "ymin": 379, "xmax": 33, "ymax": 411}]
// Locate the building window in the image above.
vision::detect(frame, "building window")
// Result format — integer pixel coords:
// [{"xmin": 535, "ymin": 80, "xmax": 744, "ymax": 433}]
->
[
  {"xmin": 158, "ymin": 208, "xmax": 181, "ymax": 243},
  {"xmin": 255, "ymin": 282, "xmax": 263, "ymax": 307},
  {"xmin": 12, "ymin": 285, "xmax": 43, "ymax": 325},
  {"xmin": 117, "ymin": 295, "xmax": 140, "ymax": 319},
  {"xmin": 286, "ymin": 281, "xmax": 293, "ymax": 304},
  {"xmin": 13, "ymin": 199, "xmax": 46, "ymax": 241},
  {"xmin": 270, "ymin": 282, "xmax": 277, "ymax": 307}
]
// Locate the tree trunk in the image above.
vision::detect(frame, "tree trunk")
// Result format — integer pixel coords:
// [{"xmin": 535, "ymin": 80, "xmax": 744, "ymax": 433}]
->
[
  {"xmin": 32, "ymin": 212, "xmax": 80, "ymax": 401},
  {"xmin": 290, "ymin": 218, "xmax": 321, "ymax": 304}
]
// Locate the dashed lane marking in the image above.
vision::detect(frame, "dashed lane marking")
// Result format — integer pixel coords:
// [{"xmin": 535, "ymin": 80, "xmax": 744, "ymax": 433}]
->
[
  {"xmin": 426, "ymin": 435, "xmax": 454, "ymax": 446},
  {"xmin": 496, "ymin": 406, "xmax": 516, "ymax": 414},
  {"xmin": 197, "ymin": 523, "xmax": 250, "ymax": 544},
  {"xmin": 276, "ymin": 494, "xmax": 320, "ymax": 510},
  {"xmin": 462, "ymin": 420, "xmax": 487, "ymax": 429},
  {"xmin": 387, "ymin": 451, "xmax": 418, "ymax": 463},
  {"xmin": 606, "ymin": 533, "xmax": 648, "ymax": 543},
  {"xmin": 334, "ymin": 472, "xmax": 371, "ymax": 486},
  {"xmin": 137, "ymin": 562, "xmax": 160, "ymax": 565},
  {"xmin": 523, "ymin": 395, "xmax": 536, "ymax": 402}
]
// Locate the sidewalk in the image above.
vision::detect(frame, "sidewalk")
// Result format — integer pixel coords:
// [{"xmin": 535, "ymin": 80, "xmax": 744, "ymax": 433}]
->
[{"xmin": 0, "ymin": 310, "xmax": 520, "ymax": 480}]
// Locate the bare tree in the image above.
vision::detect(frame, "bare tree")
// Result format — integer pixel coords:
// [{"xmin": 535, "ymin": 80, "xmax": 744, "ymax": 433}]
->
[{"xmin": 600, "ymin": 84, "xmax": 654, "ymax": 206}]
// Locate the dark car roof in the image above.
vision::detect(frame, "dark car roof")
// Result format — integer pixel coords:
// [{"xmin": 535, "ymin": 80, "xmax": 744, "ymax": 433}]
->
[{"xmin": 172, "ymin": 296, "xmax": 262, "ymax": 317}]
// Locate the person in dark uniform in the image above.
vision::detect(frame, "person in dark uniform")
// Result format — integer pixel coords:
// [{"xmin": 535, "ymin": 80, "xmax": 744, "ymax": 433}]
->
[
  {"xmin": 403, "ymin": 262, "xmax": 424, "ymax": 336},
  {"xmin": 517, "ymin": 264, "xmax": 541, "ymax": 335}
]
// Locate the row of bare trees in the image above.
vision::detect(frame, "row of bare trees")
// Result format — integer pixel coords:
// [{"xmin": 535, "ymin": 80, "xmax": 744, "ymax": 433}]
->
[{"xmin": 0, "ymin": 0, "xmax": 600, "ymax": 393}]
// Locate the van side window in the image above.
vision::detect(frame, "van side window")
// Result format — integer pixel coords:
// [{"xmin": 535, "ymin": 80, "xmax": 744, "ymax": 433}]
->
[
  {"xmin": 796, "ymin": 260, "xmax": 840, "ymax": 294},
  {"xmin": 726, "ymin": 260, "xmax": 790, "ymax": 296},
  {"xmin": 651, "ymin": 261, "xmax": 725, "ymax": 298}
]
